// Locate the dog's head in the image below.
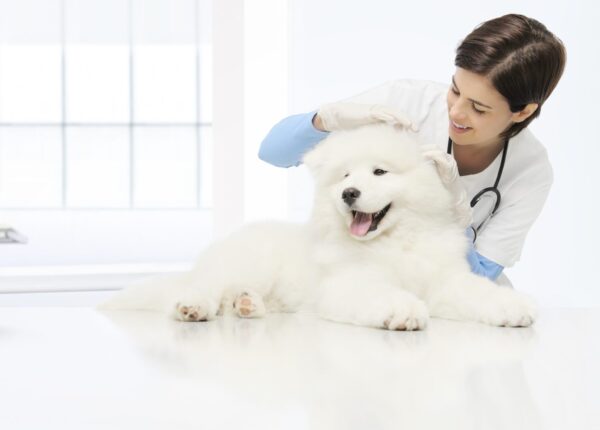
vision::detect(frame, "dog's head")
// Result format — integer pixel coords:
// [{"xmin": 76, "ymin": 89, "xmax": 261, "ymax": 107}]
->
[{"xmin": 303, "ymin": 124, "xmax": 452, "ymax": 241}]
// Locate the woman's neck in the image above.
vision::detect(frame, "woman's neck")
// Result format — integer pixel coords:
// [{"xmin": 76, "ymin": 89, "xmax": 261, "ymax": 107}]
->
[{"xmin": 453, "ymin": 139, "xmax": 505, "ymax": 176}]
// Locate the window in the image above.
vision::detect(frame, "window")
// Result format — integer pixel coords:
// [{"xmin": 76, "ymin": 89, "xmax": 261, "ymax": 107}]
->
[{"xmin": 0, "ymin": 0, "xmax": 214, "ymax": 268}]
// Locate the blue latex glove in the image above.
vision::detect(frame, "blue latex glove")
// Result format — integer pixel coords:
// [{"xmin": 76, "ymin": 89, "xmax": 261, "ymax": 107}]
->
[
  {"xmin": 465, "ymin": 228, "xmax": 504, "ymax": 280},
  {"xmin": 258, "ymin": 111, "xmax": 329, "ymax": 168}
]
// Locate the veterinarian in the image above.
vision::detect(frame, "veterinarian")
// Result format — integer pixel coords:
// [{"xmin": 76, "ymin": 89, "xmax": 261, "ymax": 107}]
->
[{"xmin": 258, "ymin": 14, "xmax": 566, "ymax": 286}]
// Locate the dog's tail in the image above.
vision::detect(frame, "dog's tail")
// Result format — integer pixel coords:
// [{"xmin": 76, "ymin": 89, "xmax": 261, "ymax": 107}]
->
[{"xmin": 97, "ymin": 273, "xmax": 188, "ymax": 312}]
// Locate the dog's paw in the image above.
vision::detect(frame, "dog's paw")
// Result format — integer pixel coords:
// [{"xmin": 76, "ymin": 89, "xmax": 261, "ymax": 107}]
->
[
  {"xmin": 172, "ymin": 300, "xmax": 216, "ymax": 322},
  {"xmin": 233, "ymin": 291, "xmax": 266, "ymax": 319},
  {"xmin": 381, "ymin": 298, "xmax": 429, "ymax": 331},
  {"xmin": 483, "ymin": 292, "xmax": 537, "ymax": 328}
]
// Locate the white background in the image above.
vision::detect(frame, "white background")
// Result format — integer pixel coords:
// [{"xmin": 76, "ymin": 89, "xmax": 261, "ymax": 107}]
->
[
  {"xmin": 1, "ymin": 0, "xmax": 599, "ymax": 308},
  {"xmin": 284, "ymin": 0, "xmax": 600, "ymax": 307}
]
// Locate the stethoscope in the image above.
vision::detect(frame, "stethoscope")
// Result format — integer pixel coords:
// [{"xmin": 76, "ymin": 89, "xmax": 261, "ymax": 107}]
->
[{"xmin": 446, "ymin": 137, "xmax": 509, "ymax": 238}]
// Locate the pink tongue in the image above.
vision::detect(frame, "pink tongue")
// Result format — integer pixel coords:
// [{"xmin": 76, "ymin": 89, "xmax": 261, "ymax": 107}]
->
[{"xmin": 350, "ymin": 212, "xmax": 373, "ymax": 236}]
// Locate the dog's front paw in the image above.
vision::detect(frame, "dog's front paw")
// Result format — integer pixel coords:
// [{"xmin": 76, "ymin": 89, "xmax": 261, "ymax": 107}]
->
[
  {"xmin": 381, "ymin": 298, "xmax": 429, "ymax": 331},
  {"xmin": 172, "ymin": 300, "xmax": 217, "ymax": 322},
  {"xmin": 483, "ymin": 292, "xmax": 537, "ymax": 328},
  {"xmin": 233, "ymin": 291, "xmax": 266, "ymax": 318}
]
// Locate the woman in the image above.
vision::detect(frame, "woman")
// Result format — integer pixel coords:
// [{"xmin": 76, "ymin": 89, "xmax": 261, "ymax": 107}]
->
[{"xmin": 258, "ymin": 14, "xmax": 566, "ymax": 285}]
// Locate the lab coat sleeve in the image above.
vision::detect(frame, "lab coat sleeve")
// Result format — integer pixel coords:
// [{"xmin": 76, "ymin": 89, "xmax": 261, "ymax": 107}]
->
[
  {"xmin": 340, "ymin": 79, "xmax": 449, "ymax": 133},
  {"xmin": 258, "ymin": 80, "xmax": 449, "ymax": 168}
]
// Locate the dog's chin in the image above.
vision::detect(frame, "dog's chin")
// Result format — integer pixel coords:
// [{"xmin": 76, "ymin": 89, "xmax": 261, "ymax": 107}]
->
[{"xmin": 342, "ymin": 203, "xmax": 392, "ymax": 241}]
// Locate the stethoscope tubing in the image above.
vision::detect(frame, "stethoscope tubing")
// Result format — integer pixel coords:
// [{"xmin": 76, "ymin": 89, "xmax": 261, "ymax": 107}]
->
[{"xmin": 446, "ymin": 137, "xmax": 509, "ymax": 234}]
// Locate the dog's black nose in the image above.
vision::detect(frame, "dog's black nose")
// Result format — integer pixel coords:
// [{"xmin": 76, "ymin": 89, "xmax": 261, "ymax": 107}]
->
[{"xmin": 342, "ymin": 187, "xmax": 361, "ymax": 206}]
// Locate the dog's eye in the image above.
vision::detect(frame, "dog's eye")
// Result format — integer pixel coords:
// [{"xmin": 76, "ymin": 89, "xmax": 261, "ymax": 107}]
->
[
  {"xmin": 344, "ymin": 173, "xmax": 350, "ymax": 178},
  {"xmin": 373, "ymin": 169, "xmax": 388, "ymax": 176}
]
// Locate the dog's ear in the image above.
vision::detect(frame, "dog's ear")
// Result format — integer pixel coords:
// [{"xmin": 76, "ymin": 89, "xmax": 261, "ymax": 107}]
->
[{"xmin": 302, "ymin": 143, "xmax": 327, "ymax": 176}]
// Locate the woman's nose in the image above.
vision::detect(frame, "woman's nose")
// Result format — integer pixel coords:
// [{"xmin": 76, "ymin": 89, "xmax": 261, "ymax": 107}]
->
[{"xmin": 449, "ymin": 101, "xmax": 467, "ymax": 120}]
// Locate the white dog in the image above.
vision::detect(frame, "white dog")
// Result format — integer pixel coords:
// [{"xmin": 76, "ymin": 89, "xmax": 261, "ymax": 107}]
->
[{"xmin": 101, "ymin": 125, "xmax": 536, "ymax": 330}]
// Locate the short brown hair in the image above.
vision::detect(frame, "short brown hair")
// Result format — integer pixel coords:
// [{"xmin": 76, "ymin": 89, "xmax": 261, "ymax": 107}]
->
[{"xmin": 455, "ymin": 14, "xmax": 566, "ymax": 139}]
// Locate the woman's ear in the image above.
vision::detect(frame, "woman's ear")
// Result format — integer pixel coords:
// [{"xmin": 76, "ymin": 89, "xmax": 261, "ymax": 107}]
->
[{"xmin": 511, "ymin": 102, "xmax": 539, "ymax": 123}]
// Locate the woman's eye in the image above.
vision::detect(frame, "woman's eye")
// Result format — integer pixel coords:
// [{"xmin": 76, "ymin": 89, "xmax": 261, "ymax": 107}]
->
[
  {"xmin": 451, "ymin": 87, "xmax": 459, "ymax": 95},
  {"xmin": 373, "ymin": 169, "xmax": 388, "ymax": 176},
  {"xmin": 472, "ymin": 104, "xmax": 485, "ymax": 114}
]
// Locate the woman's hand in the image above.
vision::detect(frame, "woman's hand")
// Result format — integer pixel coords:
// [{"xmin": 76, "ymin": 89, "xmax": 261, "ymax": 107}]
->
[
  {"xmin": 315, "ymin": 102, "xmax": 415, "ymax": 132},
  {"xmin": 421, "ymin": 146, "xmax": 473, "ymax": 229}
]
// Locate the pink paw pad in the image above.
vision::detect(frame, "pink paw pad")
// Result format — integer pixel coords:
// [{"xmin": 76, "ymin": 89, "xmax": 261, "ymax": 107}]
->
[{"xmin": 233, "ymin": 292, "xmax": 266, "ymax": 318}]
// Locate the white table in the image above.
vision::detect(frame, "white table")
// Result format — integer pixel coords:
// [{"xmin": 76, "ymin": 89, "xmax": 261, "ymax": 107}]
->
[{"xmin": 0, "ymin": 307, "xmax": 598, "ymax": 429}]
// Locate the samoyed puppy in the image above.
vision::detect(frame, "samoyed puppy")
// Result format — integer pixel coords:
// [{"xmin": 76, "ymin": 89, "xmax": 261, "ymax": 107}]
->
[{"xmin": 101, "ymin": 125, "xmax": 536, "ymax": 330}]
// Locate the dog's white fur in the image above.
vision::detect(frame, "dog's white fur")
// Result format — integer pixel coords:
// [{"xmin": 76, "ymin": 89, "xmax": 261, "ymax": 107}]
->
[{"xmin": 101, "ymin": 125, "xmax": 536, "ymax": 330}]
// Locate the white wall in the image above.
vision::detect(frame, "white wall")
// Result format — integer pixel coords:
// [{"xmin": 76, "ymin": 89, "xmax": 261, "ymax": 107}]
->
[
  {"xmin": 3, "ymin": 1, "xmax": 599, "ymax": 308},
  {"xmin": 285, "ymin": 0, "xmax": 600, "ymax": 307}
]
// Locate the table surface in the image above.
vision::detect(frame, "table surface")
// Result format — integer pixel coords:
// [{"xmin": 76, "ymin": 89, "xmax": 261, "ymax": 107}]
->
[{"xmin": 0, "ymin": 307, "xmax": 598, "ymax": 430}]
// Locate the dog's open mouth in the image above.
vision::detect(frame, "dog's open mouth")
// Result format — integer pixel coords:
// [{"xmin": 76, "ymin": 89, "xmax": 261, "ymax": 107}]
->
[{"xmin": 350, "ymin": 203, "xmax": 391, "ymax": 237}]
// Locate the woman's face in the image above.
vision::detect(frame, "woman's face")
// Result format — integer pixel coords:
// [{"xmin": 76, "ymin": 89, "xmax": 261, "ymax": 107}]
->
[{"xmin": 446, "ymin": 68, "xmax": 520, "ymax": 149}]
